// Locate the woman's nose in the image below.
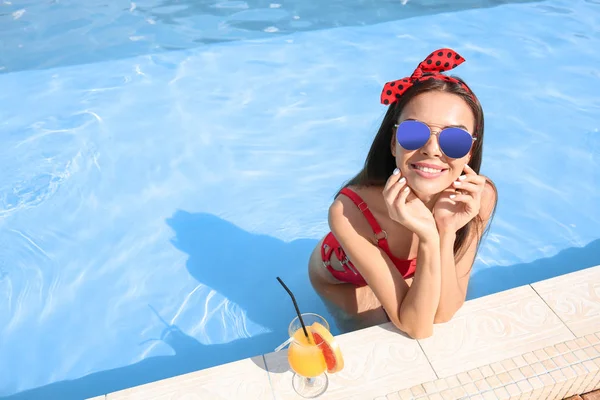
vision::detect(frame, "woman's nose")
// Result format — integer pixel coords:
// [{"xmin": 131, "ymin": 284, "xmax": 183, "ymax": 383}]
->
[{"xmin": 420, "ymin": 129, "xmax": 443, "ymax": 157}]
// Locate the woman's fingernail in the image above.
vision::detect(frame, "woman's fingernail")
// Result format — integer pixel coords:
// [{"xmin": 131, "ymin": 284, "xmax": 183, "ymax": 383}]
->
[
  {"xmin": 450, "ymin": 194, "xmax": 456, "ymax": 199},
  {"xmin": 404, "ymin": 186, "xmax": 410, "ymax": 192},
  {"xmin": 454, "ymin": 181, "xmax": 461, "ymax": 186},
  {"xmin": 459, "ymin": 175, "xmax": 467, "ymax": 180},
  {"xmin": 399, "ymin": 177, "xmax": 406, "ymax": 184},
  {"xmin": 393, "ymin": 168, "xmax": 400, "ymax": 175}
]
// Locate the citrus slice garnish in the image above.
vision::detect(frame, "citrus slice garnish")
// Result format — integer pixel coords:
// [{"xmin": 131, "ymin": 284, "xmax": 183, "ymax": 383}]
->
[{"xmin": 310, "ymin": 322, "xmax": 344, "ymax": 373}]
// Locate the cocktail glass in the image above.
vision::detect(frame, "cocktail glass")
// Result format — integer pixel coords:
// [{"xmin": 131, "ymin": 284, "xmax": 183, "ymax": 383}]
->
[{"xmin": 287, "ymin": 313, "xmax": 329, "ymax": 398}]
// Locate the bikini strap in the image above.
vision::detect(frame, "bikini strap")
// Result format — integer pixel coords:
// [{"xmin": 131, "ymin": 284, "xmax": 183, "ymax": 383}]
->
[{"xmin": 339, "ymin": 187, "xmax": 391, "ymax": 253}]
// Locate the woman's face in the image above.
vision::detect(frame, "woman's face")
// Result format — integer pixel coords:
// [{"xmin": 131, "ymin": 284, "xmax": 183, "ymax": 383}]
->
[{"xmin": 392, "ymin": 90, "xmax": 476, "ymax": 197}]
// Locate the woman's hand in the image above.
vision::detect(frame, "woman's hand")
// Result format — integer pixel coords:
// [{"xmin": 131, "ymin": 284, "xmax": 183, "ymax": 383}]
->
[
  {"xmin": 383, "ymin": 168, "xmax": 438, "ymax": 240},
  {"xmin": 433, "ymin": 164, "xmax": 487, "ymax": 234}
]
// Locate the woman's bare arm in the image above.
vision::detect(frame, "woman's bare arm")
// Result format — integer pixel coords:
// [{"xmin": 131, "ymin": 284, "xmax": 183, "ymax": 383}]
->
[
  {"xmin": 328, "ymin": 196, "xmax": 442, "ymax": 339},
  {"xmin": 434, "ymin": 181, "xmax": 497, "ymax": 323}
]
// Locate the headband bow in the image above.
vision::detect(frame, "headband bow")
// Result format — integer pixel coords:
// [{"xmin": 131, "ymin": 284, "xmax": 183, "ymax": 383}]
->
[{"xmin": 380, "ymin": 48, "xmax": 471, "ymax": 105}]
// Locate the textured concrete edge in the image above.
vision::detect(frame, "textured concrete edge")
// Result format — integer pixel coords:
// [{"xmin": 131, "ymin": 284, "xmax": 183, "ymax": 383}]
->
[
  {"xmin": 89, "ymin": 265, "xmax": 600, "ymax": 400},
  {"xmin": 384, "ymin": 264, "xmax": 600, "ymax": 400},
  {"xmin": 386, "ymin": 332, "xmax": 600, "ymax": 399}
]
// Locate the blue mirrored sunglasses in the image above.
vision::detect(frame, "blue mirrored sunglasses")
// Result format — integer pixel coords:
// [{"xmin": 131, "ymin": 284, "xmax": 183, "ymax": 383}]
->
[{"xmin": 394, "ymin": 120, "xmax": 476, "ymax": 159}]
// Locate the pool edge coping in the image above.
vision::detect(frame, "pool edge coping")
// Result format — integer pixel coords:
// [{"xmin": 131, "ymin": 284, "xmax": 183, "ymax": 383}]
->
[{"xmin": 93, "ymin": 264, "xmax": 600, "ymax": 400}]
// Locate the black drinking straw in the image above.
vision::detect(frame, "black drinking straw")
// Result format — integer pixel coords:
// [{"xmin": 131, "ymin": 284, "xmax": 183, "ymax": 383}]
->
[{"xmin": 276, "ymin": 276, "xmax": 310, "ymax": 340}]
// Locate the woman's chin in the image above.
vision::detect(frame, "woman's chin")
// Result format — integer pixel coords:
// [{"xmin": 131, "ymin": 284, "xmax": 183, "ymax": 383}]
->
[{"xmin": 408, "ymin": 181, "xmax": 448, "ymax": 198}]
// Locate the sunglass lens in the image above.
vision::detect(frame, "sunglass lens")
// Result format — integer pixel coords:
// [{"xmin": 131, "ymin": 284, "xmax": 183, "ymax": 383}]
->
[
  {"xmin": 396, "ymin": 121, "xmax": 430, "ymax": 151},
  {"xmin": 439, "ymin": 128, "xmax": 473, "ymax": 158}
]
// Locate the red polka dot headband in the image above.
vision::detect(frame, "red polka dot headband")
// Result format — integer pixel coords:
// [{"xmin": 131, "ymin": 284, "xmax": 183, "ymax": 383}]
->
[{"xmin": 380, "ymin": 48, "xmax": 473, "ymax": 106}]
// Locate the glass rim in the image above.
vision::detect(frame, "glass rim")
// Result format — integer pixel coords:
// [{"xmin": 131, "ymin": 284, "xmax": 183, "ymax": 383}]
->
[{"xmin": 288, "ymin": 312, "xmax": 329, "ymax": 347}]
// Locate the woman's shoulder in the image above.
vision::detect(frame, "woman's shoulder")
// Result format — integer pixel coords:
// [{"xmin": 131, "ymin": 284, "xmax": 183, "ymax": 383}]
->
[
  {"xmin": 330, "ymin": 185, "xmax": 384, "ymax": 214},
  {"xmin": 327, "ymin": 195, "xmax": 379, "ymax": 253},
  {"xmin": 329, "ymin": 185, "xmax": 363, "ymax": 222},
  {"xmin": 328, "ymin": 185, "xmax": 387, "ymax": 235}
]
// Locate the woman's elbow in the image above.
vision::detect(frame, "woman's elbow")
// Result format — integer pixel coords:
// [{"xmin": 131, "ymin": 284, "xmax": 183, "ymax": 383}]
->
[
  {"xmin": 404, "ymin": 326, "xmax": 434, "ymax": 339},
  {"xmin": 406, "ymin": 328, "xmax": 433, "ymax": 340},
  {"xmin": 433, "ymin": 304, "xmax": 462, "ymax": 324},
  {"xmin": 396, "ymin": 313, "xmax": 456, "ymax": 338},
  {"xmin": 433, "ymin": 313, "xmax": 454, "ymax": 324},
  {"xmin": 391, "ymin": 320, "xmax": 434, "ymax": 340}
]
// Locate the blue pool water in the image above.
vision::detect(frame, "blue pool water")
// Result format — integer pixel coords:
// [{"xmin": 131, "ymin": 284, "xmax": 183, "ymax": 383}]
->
[{"xmin": 1, "ymin": 0, "xmax": 599, "ymax": 398}]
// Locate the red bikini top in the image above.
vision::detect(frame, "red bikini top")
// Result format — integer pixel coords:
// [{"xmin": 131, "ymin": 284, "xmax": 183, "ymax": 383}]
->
[{"xmin": 339, "ymin": 187, "xmax": 417, "ymax": 278}]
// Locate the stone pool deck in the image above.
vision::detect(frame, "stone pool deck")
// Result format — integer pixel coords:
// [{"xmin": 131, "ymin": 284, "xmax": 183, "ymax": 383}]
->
[{"xmin": 88, "ymin": 264, "xmax": 600, "ymax": 400}]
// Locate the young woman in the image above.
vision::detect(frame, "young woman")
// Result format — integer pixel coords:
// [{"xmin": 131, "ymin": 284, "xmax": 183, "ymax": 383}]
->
[{"xmin": 308, "ymin": 48, "xmax": 498, "ymax": 339}]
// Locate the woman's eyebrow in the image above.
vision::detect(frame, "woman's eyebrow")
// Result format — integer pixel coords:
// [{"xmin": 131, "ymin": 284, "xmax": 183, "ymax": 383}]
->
[{"xmin": 446, "ymin": 123, "xmax": 469, "ymax": 130}]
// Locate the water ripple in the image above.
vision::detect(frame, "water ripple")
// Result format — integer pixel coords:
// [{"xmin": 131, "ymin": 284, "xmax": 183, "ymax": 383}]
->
[{"xmin": 1, "ymin": 0, "xmax": 599, "ymax": 397}]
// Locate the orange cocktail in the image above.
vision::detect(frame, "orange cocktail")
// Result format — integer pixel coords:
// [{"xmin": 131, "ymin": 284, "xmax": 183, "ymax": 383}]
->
[
  {"xmin": 287, "ymin": 313, "xmax": 344, "ymax": 398},
  {"xmin": 288, "ymin": 325, "xmax": 327, "ymax": 377}
]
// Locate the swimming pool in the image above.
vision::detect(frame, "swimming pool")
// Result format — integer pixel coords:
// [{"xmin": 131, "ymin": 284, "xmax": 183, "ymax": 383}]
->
[{"xmin": 1, "ymin": 0, "xmax": 599, "ymax": 398}]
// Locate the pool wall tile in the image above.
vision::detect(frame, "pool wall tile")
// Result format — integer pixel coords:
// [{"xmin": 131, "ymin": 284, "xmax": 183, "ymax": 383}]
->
[
  {"xmin": 417, "ymin": 285, "xmax": 575, "ymax": 378},
  {"xmin": 532, "ymin": 266, "xmax": 600, "ymax": 338}
]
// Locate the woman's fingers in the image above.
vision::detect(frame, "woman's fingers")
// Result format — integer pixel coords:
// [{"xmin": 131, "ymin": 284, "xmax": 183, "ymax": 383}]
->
[
  {"xmin": 448, "ymin": 193, "xmax": 474, "ymax": 204},
  {"xmin": 394, "ymin": 184, "xmax": 411, "ymax": 208},
  {"xmin": 384, "ymin": 169, "xmax": 406, "ymax": 207},
  {"xmin": 453, "ymin": 172, "xmax": 486, "ymax": 202},
  {"xmin": 384, "ymin": 168, "xmax": 402, "ymax": 191},
  {"xmin": 452, "ymin": 181, "xmax": 479, "ymax": 195},
  {"xmin": 463, "ymin": 163, "xmax": 478, "ymax": 176},
  {"xmin": 458, "ymin": 167, "xmax": 486, "ymax": 187}
]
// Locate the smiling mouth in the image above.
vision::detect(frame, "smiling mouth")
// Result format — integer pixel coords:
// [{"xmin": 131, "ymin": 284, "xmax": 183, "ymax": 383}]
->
[{"xmin": 410, "ymin": 164, "xmax": 448, "ymax": 173}]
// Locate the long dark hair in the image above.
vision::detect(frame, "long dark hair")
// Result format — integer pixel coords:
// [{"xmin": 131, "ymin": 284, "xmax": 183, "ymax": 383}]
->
[{"xmin": 339, "ymin": 76, "xmax": 498, "ymax": 264}]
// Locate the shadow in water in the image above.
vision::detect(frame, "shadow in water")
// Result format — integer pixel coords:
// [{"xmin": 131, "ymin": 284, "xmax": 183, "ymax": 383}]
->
[
  {"xmin": 3, "ymin": 210, "xmax": 326, "ymax": 400},
  {"xmin": 467, "ymin": 238, "xmax": 600, "ymax": 299},
  {"xmin": 165, "ymin": 210, "xmax": 329, "ymax": 336},
  {"xmin": 5, "ymin": 211, "xmax": 597, "ymax": 400},
  {"xmin": 1, "ymin": 0, "xmax": 547, "ymax": 74}
]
